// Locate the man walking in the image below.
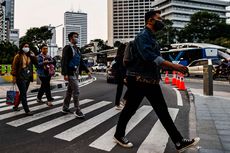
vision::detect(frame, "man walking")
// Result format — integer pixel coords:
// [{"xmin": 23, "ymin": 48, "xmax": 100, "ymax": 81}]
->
[
  {"xmin": 113, "ymin": 10, "xmax": 200, "ymax": 152},
  {"xmin": 61, "ymin": 32, "xmax": 91, "ymax": 118}
]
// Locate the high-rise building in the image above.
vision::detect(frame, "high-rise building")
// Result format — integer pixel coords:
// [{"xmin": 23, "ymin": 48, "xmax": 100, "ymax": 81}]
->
[
  {"xmin": 4, "ymin": 0, "xmax": 14, "ymax": 29},
  {"xmin": 152, "ymin": 0, "xmax": 230, "ymax": 29},
  {"xmin": 108, "ymin": 0, "xmax": 230, "ymax": 46},
  {"xmin": 63, "ymin": 11, "xmax": 87, "ymax": 48},
  {"xmin": 9, "ymin": 28, "xmax": 19, "ymax": 47},
  {"xmin": 0, "ymin": 0, "xmax": 14, "ymax": 41},
  {"xmin": 108, "ymin": 0, "xmax": 154, "ymax": 46}
]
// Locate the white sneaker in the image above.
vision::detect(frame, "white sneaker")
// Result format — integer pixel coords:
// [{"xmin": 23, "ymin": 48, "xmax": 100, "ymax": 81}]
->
[
  {"xmin": 115, "ymin": 105, "xmax": 124, "ymax": 110},
  {"xmin": 120, "ymin": 100, "xmax": 126, "ymax": 106}
]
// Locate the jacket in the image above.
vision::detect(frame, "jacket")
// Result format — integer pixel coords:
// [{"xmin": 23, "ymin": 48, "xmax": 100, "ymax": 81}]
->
[
  {"xmin": 61, "ymin": 44, "xmax": 89, "ymax": 76},
  {"xmin": 37, "ymin": 54, "xmax": 54, "ymax": 77},
  {"xmin": 11, "ymin": 51, "xmax": 38, "ymax": 82},
  {"xmin": 126, "ymin": 27, "xmax": 165, "ymax": 81}
]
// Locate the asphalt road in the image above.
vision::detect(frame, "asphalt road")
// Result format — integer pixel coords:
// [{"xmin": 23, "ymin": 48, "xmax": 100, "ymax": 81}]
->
[{"xmin": 0, "ymin": 74, "xmax": 193, "ymax": 153}]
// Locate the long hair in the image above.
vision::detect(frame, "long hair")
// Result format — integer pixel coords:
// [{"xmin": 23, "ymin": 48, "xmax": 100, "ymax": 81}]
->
[{"xmin": 116, "ymin": 43, "xmax": 126, "ymax": 58}]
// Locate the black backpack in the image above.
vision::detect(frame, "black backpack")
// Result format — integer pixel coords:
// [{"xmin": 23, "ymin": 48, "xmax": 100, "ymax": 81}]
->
[{"xmin": 123, "ymin": 41, "xmax": 135, "ymax": 68}]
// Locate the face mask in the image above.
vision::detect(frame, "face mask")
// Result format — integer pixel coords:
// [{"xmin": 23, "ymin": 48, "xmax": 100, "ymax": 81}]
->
[
  {"xmin": 74, "ymin": 38, "xmax": 79, "ymax": 44},
  {"xmin": 22, "ymin": 47, "xmax": 30, "ymax": 53},
  {"xmin": 154, "ymin": 20, "xmax": 165, "ymax": 31}
]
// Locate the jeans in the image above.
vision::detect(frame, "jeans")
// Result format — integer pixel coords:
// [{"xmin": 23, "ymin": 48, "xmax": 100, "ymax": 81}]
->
[
  {"xmin": 114, "ymin": 76, "xmax": 183, "ymax": 144},
  {"xmin": 63, "ymin": 76, "xmax": 80, "ymax": 111},
  {"xmin": 16, "ymin": 79, "xmax": 30, "ymax": 113},
  {"xmin": 37, "ymin": 76, "xmax": 52, "ymax": 101},
  {"xmin": 115, "ymin": 78, "xmax": 128, "ymax": 106}
]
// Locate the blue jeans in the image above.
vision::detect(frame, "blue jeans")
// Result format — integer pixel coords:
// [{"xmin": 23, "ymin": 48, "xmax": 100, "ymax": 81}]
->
[{"xmin": 16, "ymin": 79, "xmax": 30, "ymax": 113}]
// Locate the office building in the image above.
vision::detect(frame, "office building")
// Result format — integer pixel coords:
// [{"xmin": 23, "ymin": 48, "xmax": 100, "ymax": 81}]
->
[
  {"xmin": 152, "ymin": 0, "xmax": 230, "ymax": 28},
  {"xmin": 63, "ymin": 11, "xmax": 87, "ymax": 48},
  {"xmin": 108, "ymin": 0, "xmax": 154, "ymax": 46},
  {"xmin": 9, "ymin": 28, "xmax": 19, "ymax": 47}
]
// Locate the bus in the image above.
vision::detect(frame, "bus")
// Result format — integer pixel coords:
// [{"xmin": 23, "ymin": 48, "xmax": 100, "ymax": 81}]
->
[{"xmin": 160, "ymin": 43, "xmax": 230, "ymax": 66}]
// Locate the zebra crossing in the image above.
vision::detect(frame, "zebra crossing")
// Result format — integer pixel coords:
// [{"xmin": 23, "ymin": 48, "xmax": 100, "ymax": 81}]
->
[{"xmin": 0, "ymin": 94, "xmax": 183, "ymax": 153}]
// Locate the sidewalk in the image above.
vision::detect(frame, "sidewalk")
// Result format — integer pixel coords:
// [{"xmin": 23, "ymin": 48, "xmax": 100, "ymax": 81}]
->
[
  {"xmin": 0, "ymin": 73, "xmax": 92, "ymax": 98},
  {"xmin": 188, "ymin": 88, "xmax": 230, "ymax": 153}
]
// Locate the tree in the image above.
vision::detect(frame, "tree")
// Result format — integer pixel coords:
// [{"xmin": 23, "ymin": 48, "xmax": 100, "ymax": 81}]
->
[
  {"xmin": 92, "ymin": 39, "xmax": 113, "ymax": 51},
  {"xmin": 19, "ymin": 26, "xmax": 53, "ymax": 55},
  {"xmin": 0, "ymin": 41, "xmax": 18, "ymax": 64},
  {"xmin": 178, "ymin": 11, "xmax": 221, "ymax": 42}
]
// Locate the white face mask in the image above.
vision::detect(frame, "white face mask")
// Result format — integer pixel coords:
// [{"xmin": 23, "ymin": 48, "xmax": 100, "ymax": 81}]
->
[
  {"xmin": 74, "ymin": 38, "xmax": 79, "ymax": 44},
  {"xmin": 22, "ymin": 47, "xmax": 30, "ymax": 53}
]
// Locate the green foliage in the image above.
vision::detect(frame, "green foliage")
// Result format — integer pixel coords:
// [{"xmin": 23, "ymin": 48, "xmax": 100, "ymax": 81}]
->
[
  {"xmin": 0, "ymin": 41, "xmax": 18, "ymax": 64},
  {"xmin": 19, "ymin": 26, "xmax": 53, "ymax": 55},
  {"xmin": 92, "ymin": 39, "xmax": 113, "ymax": 51},
  {"xmin": 155, "ymin": 19, "xmax": 178, "ymax": 47}
]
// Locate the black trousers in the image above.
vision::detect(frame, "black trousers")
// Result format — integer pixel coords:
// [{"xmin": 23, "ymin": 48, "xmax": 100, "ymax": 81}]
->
[
  {"xmin": 37, "ymin": 76, "xmax": 52, "ymax": 101},
  {"xmin": 115, "ymin": 78, "xmax": 128, "ymax": 106},
  {"xmin": 114, "ymin": 76, "xmax": 183, "ymax": 144},
  {"xmin": 16, "ymin": 79, "xmax": 30, "ymax": 113}
]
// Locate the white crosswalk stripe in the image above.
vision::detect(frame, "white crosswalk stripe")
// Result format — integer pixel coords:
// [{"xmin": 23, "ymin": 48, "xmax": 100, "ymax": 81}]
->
[
  {"xmin": 137, "ymin": 108, "xmax": 179, "ymax": 153},
  {"xmin": 54, "ymin": 107, "xmax": 120, "ymax": 141},
  {"xmin": 1, "ymin": 96, "xmax": 183, "ymax": 153},
  {"xmin": 6, "ymin": 99, "xmax": 94, "ymax": 127},
  {"xmin": 89, "ymin": 105, "xmax": 153, "ymax": 151},
  {"xmin": 28, "ymin": 101, "xmax": 111, "ymax": 133},
  {"xmin": 0, "ymin": 96, "xmax": 62, "ymax": 112},
  {"xmin": 0, "ymin": 99, "xmax": 63, "ymax": 120}
]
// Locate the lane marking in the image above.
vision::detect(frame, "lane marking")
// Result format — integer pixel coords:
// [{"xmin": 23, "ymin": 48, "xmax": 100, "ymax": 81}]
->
[
  {"xmin": 137, "ymin": 108, "xmax": 179, "ymax": 153},
  {"xmin": 89, "ymin": 105, "xmax": 152, "ymax": 151},
  {"xmin": 28, "ymin": 101, "xmax": 111, "ymax": 133},
  {"xmin": 7, "ymin": 99, "xmax": 94, "ymax": 127},
  {"xmin": 173, "ymin": 88, "xmax": 183, "ymax": 106},
  {"xmin": 54, "ymin": 107, "xmax": 120, "ymax": 141},
  {"xmin": 0, "ymin": 96, "xmax": 62, "ymax": 111}
]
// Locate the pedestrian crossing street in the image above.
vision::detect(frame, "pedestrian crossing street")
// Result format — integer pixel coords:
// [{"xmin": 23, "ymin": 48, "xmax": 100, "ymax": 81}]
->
[{"xmin": 0, "ymin": 95, "xmax": 181, "ymax": 153}]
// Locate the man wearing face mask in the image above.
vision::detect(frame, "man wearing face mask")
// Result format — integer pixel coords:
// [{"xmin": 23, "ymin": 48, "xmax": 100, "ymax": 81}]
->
[
  {"xmin": 114, "ymin": 10, "xmax": 200, "ymax": 152},
  {"xmin": 61, "ymin": 32, "xmax": 91, "ymax": 118},
  {"xmin": 11, "ymin": 42, "xmax": 37, "ymax": 116}
]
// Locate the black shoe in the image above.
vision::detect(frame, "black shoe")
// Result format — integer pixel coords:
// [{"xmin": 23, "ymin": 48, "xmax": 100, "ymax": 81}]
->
[
  {"xmin": 61, "ymin": 109, "xmax": 72, "ymax": 114},
  {"xmin": 13, "ymin": 107, "xmax": 20, "ymax": 111},
  {"xmin": 175, "ymin": 137, "xmax": 200, "ymax": 152},
  {"xmin": 74, "ymin": 110, "xmax": 85, "ymax": 118},
  {"xmin": 37, "ymin": 98, "xmax": 44, "ymax": 103},
  {"xmin": 113, "ymin": 136, "xmax": 133, "ymax": 148},
  {"xmin": 25, "ymin": 111, "xmax": 33, "ymax": 116}
]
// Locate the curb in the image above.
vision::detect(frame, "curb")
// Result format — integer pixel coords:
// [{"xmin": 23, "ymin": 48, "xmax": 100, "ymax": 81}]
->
[
  {"xmin": 186, "ymin": 88, "xmax": 199, "ymax": 153},
  {"xmin": 30, "ymin": 76, "xmax": 92, "ymax": 93}
]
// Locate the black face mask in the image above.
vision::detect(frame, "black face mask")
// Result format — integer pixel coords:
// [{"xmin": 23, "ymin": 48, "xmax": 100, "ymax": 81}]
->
[{"xmin": 154, "ymin": 20, "xmax": 165, "ymax": 31}]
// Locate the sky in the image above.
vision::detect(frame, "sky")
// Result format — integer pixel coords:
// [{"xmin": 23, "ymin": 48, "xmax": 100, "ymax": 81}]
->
[{"xmin": 14, "ymin": 0, "xmax": 108, "ymax": 47}]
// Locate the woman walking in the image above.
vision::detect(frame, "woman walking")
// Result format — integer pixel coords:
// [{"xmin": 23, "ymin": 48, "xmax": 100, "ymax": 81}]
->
[
  {"xmin": 11, "ymin": 42, "xmax": 37, "ymax": 116},
  {"xmin": 36, "ymin": 44, "xmax": 55, "ymax": 107}
]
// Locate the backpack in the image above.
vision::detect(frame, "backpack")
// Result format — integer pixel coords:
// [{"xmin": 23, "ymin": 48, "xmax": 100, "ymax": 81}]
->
[
  {"xmin": 68, "ymin": 48, "xmax": 81, "ymax": 70},
  {"xmin": 123, "ymin": 41, "xmax": 135, "ymax": 67}
]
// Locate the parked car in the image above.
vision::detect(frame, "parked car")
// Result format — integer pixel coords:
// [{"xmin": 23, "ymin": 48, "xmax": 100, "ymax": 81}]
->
[
  {"xmin": 106, "ymin": 60, "xmax": 117, "ymax": 83},
  {"xmin": 186, "ymin": 58, "xmax": 221, "ymax": 78},
  {"xmin": 91, "ymin": 63, "xmax": 107, "ymax": 72}
]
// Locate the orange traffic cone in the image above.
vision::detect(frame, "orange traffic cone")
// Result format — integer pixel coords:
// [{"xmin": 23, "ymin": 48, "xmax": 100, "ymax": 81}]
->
[
  {"xmin": 164, "ymin": 71, "xmax": 170, "ymax": 84},
  {"xmin": 176, "ymin": 72, "xmax": 181, "ymax": 88},
  {"xmin": 179, "ymin": 74, "xmax": 186, "ymax": 90},
  {"xmin": 172, "ymin": 71, "xmax": 177, "ymax": 85}
]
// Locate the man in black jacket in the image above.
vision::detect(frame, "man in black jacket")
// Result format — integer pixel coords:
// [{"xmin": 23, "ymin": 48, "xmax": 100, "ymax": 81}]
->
[{"xmin": 61, "ymin": 32, "xmax": 91, "ymax": 118}]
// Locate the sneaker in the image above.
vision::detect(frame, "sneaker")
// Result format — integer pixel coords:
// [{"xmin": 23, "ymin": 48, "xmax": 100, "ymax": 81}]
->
[
  {"xmin": 61, "ymin": 109, "xmax": 72, "ymax": 114},
  {"xmin": 120, "ymin": 100, "xmax": 126, "ymax": 106},
  {"xmin": 74, "ymin": 110, "xmax": 85, "ymax": 118},
  {"xmin": 46, "ymin": 101, "xmax": 53, "ymax": 107},
  {"xmin": 176, "ymin": 137, "xmax": 200, "ymax": 152},
  {"xmin": 13, "ymin": 107, "xmax": 20, "ymax": 111},
  {"xmin": 25, "ymin": 111, "xmax": 33, "ymax": 116},
  {"xmin": 113, "ymin": 136, "xmax": 133, "ymax": 148},
  {"xmin": 37, "ymin": 98, "xmax": 44, "ymax": 103},
  {"xmin": 115, "ymin": 105, "xmax": 124, "ymax": 110}
]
